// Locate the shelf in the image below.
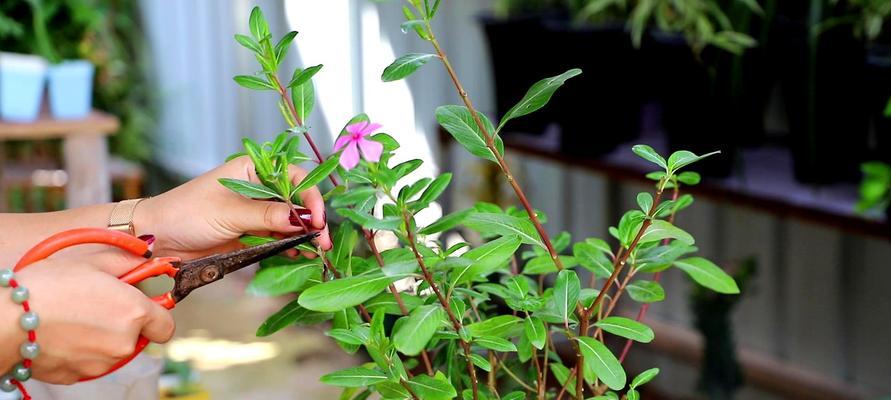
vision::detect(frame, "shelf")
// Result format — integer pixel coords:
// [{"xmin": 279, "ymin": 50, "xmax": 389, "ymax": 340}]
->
[
  {"xmin": 439, "ymin": 128, "xmax": 890, "ymax": 241},
  {"xmin": 0, "ymin": 111, "xmax": 119, "ymax": 140}
]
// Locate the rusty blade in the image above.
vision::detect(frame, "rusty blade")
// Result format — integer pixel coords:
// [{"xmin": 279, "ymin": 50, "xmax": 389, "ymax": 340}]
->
[{"xmin": 171, "ymin": 232, "xmax": 319, "ymax": 302}]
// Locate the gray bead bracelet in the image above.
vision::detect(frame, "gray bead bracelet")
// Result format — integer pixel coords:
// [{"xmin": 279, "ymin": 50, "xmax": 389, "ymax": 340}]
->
[{"xmin": 0, "ymin": 268, "xmax": 37, "ymax": 394}]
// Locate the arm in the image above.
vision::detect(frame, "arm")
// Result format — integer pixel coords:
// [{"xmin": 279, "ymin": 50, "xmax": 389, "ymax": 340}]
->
[{"xmin": 0, "ymin": 157, "xmax": 331, "ymax": 268}]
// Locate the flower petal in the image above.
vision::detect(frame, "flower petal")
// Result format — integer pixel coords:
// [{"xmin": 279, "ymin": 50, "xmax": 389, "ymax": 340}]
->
[
  {"xmin": 339, "ymin": 142, "xmax": 360, "ymax": 169},
  {"xmin": 345, "ymin": 121, "xmax": 369, "ymax": 136},
  {"xmin": 359, "ymin": 122, "xmax": 382, "ymax": 136},
  {"xmin": 333, "ymin": 135, "xmax": 353, "ymax": 152},
  {"xmin": 358, "ymin": 137, "xmax": 383, "ymax": 162}
]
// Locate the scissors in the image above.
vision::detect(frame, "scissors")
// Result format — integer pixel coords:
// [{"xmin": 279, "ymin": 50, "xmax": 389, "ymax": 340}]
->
[{"xmin": 13, "ymin": 228, "xmax": 318, "ymax": 380}]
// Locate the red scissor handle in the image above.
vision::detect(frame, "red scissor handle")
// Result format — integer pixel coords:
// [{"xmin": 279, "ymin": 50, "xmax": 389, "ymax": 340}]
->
[{"xmin": 15, "ymin": 228, "xmax": 182, "ymax": 381}]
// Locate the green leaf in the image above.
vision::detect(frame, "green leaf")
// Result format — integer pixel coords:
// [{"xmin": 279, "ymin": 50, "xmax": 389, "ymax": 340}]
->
[
  {"xmin": 677, "ymin": 171, "xmax": 701, "ymax": 185},
  {"xmin": 393, "ymin": 305, "xmax": 445, "ymax": 355},
  {"xmin": 417, "ymin": 173, "xmax": 451, "ymax": 206},
  {"xmin": 293, "ymin": 156, "xmax": 340, "ymax": 194},
  {"xmin": 336, "ymin": 208, "xmax": 402, "ymax": 231},
  {"xmin": 637, "ymin": 192, "xmax": 653, "ymax": 213},
  {"xmin": 522, "ymin": 255, "xmax": 577, "ymax": 274},
  {"xmin": 469, "ymin": 353, "xmax": 491, "ymax": 372},
  {"xmin": 577, "ymin": 336, "xmax": 626, "ymax": 390},
  {"xmin": 239, "ymin": 235, "xmax": 276, "ymax": 247},
  {"xmin": 574, "ymin": 242, "xmax": 613, "ymax": 278},
  {"xmin": 299, "ymin": 271, "xmax": 407, "ymax": 312},
  {"xmin": 639, "ymin": 220, "xmax": 695, "ymax": 245},
  {"xmin": 631, "ymin": 145, "xmax": 667, "ymax": 170},
  {"xmin": 381, "ymin": 53, "xmax": 438, "ymax": 82},
  {"xmin": 435, "ymin": 105, "xmax": 503, "ymax": 163},
  {"xmin": 502, "ymin": 392, "xmax": 525, "ymax": 400},
  {"xmin": 256, "ymin": 299, "xmax": 331, "ymax": 336},
  {"xmin": 364, "ymin": 292, "xmax": 423, "ymax": 315},
  {"xmin": 497, "ymin": 69, "xmax": 582, "ymax": 133},
  {"xmin": 550, "ymin": 363, "xmax": 575, "ymax": 394},
  {"xmin": 626, "ymin": 280, "xmax": 665, "ymax": 303},
  {"xmin": 524, "ymin": 316, "xmax": 546, "ymax": 350},
  {"xmin": 594, "ymin": 317, "xmax": 654, "ymax": 343},
  {"xmin": 324, "ymin": 327, "xmax": 368, "ymax": 346},
  {"xmin": 218, "ymin": 178, "xmax": 282, "ymax": 200},
  {"xmin": 466, "ymin": 315, "xmax": 522, "ymax": 338},
  {"xmin": 291, "ymin": 71, "xmax": 315, "ymax": 121},
  {"xmin": 248, "ymin": 6, "xmax": 270, "ymax": 40},
  {"xmin": 234, "ymin": 34, "xmax": 262, "ymax": 54},
  {"xmin": 233, "ymin": 75, "xmax": 276, "ymax": 90},
  {"xmin": 667, "ymin": 150, "xmax": 721, "ymax": 173},
  {"xmin": 474, "ymin": 336, "xmax": 517, "ymax": 352},
  {"xmin": 288, "ymin": 64, "xmax": 323, "ymax": 88},
  {"xmin": 453, "ymin": 235, "xmax": 522, "ymax": 284},
  {"xmin": 419, "ymin": 209, "xmax": 472, "ymax": 235},
  {"xmin": 465, "ymin": 212, "xmax": 543, "ymax": 247},
  {"xmin": 320, "ymin": 367, "xmax": 387, "ymax": 388},
  {"xmin": 673, "ymin": 257, "xmax": 740, "ymax": 294},
  {"xmin": 407, "ymin": 373, "xmax": 457, "ymax": 400},
  {"xmin": 630, "ymin": 367, "xmax": 659, "ymax": 389},
  {"xmin": 274, "ymin": 31, "xmax": 298, "ymax": 63},
  {"xmin": 248, "ymin": 257, "xmax": 321, "ymax": 296},
  {"xmin": 554, "ymin": 270, "xmax": 580, "ymax": 325}
]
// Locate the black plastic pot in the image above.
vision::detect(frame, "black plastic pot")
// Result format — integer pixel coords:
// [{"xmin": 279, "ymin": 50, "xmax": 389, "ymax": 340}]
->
[
  {"xmin": 777, "ymin": 16, "xmax": 869, "ymax": 184},
  {"xmin": 866, "ymin": 45, "xmax": 891, "ymax": 165},
  {"xmin": 648, "ymin": 32, "xmax": 736, "ymax": 178},
  {"xmin": 539, "ymin": 21, "xmax": 643, "ymax": 157},
  {"xmin": 480, "ymin": 14, "xmax": 554, "ymax": 136}
]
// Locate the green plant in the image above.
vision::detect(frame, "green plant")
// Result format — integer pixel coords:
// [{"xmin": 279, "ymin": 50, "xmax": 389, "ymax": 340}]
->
[
  {"xmin": 492, "ymin": 0, "xmax": 560, "ymax": 19},
  {"xmin": 823, "ymin": 0, "xmax": 891, "ymax": 41},
  {"xmin": 856, "ymin": 161, "xmax": 891, "ymax": 216},
  {"xmin": 227, "ymin": 3, "xmax": 740, "ymax": 399},
  {"xmin": 0, "ymin": 0, "xmax": 154, "ymax": 161},
  {"xmin": 577, "ymin": 0, "xmax": 761, "ymax": 54}
]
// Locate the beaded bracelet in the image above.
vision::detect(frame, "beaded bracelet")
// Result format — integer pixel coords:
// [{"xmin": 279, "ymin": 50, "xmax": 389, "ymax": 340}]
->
[{"xmin": 0, "ymin": 269, "xmax": 37, "ymax": 400}]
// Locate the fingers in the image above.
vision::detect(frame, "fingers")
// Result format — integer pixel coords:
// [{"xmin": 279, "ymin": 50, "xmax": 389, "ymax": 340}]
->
[
  {"xmin": 237, "ymin": 200, "xmax": 306, "ymax": 234},
  {"xmin": 138, "ymin": 298, "xmax": 176, "ymax": 344},
  {"xmin": 291, "ymin": 166, "xmax": 327, "ymax": 230}
]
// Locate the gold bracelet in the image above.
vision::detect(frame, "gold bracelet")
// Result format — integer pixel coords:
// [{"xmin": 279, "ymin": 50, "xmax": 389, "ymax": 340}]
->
[{"xmin": 108, "ymin": 198, "xmax": 146, "ymax": 236}]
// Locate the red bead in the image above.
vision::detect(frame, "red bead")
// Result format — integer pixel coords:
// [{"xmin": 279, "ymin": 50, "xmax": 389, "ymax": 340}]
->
[
  {"xmin": 27, "ymin": 331, "xmax": 35, "ymax": 342},
  {"xmin": 8, "ymin": 279, "xmax": 17, "ymax": 288},
  {"xmin": 22, "ymin": 301, "xmax": 29, "ymax": 312},
  {"xmin": 23, "ymin": 360, "xmax": 31, "ymax": 368}
]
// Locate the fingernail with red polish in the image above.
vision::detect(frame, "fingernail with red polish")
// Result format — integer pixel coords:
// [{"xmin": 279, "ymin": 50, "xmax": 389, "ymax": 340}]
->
[
  {"xmin": 138, "ymin": 234, "xmax": 156, "ymax": 245},
  {"xmin": 289, "ymin": 209, "xmax": 312, "ymax": 227}
]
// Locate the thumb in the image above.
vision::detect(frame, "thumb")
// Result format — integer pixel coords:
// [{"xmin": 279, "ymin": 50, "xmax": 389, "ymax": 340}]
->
[
  {"xmin": 235, "ymin": 200, "xmax": 311, "ymax": 234},
  {"xmin": 139, "ymin": 300, "xmax": 176, "ymax": 344}
]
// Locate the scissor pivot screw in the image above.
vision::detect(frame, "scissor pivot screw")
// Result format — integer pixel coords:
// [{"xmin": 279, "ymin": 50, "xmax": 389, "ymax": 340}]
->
[{"xmin": 200, "ymin": 268, "xmax": 220, "ymax": 283}]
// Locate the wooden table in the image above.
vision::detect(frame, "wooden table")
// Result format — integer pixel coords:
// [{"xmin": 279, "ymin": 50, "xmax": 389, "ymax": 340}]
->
[{"xmin": 0, "ymin": 111, "xmax": 119, "ymax": 209}]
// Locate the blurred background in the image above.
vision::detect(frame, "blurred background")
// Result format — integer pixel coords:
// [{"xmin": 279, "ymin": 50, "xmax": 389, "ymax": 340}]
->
[{"xmin": 1, "ymin": 0, "xmax": 890, "ymax": 399}]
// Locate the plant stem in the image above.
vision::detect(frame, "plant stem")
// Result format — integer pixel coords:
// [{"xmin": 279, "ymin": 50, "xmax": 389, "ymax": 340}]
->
[
  {"xmin": 425, "ymin": 28, "xmax": 563, "ymax": 273},
  {"xmin": 618, "ymin": 184, "xmax": 680, "ymax": 362},
  {"xmin": 586, "ymin": 185, "xmax": 665, "ymax": 321},
  {"xmin": 497, "ymin": 354, "xmax": 537, "ymax": 393},
  {"xmin": 402, "ymin": 210, "xmax": 480, "ymax": 399}
]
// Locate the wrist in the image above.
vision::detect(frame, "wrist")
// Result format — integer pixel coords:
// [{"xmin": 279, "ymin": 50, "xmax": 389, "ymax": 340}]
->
[{"xmin": 131, "ymin": 197, "xmax": 158, "ymax": 242}]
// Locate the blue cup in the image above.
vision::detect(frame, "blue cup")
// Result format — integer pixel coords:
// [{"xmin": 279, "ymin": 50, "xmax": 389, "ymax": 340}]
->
[
  {"xmin": 48, "ymin": 60, "xmax": 95, "ymax": 119},
  {"xmin": 0, "ymin": 53, "xmax": 48, "ymax": 122}
]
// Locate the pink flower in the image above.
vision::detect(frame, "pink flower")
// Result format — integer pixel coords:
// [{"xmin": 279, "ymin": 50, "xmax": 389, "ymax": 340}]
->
[{"xmin": 334, "ymin": 121, "xmax": 384, "ymax": 169}]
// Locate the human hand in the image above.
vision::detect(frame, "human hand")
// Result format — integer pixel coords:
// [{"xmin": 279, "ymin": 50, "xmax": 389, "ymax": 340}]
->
[
  {"xmin": 2, "ymin": 257, "xmax": 175, "ymax": 384},
  {"xmin": 135, "ymin": 156, "xmax": 331, "ymax": 260}
]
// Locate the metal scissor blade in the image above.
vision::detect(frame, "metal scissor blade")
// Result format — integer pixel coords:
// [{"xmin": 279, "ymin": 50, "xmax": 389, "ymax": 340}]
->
[
  {"xmin": 218, "ymin": 232, "xmax": 319, "ymax": 275},
  {"xmin": 171, "ymin": 233, "xmax": 318, "ymax": 302}
]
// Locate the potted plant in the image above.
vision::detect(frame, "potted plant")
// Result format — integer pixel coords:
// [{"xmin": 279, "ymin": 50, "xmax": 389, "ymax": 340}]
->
[
  {"xmin": 536, "ymin": 0, "xmax": 644, "ymax": 157},
  {"xmin": 159, "ymin": 360, "xmax": 210, "ymax": 400},
  {"xmin": 610, "ymin": 0, "xmax": 760, "ymax": 178},
  {"xmin": 27, "ymin": 0, "xmax": 95, "ymax": 120},
  {"xmin": 777, "ymin": 0, "xmax": 889, "ymax": 184},
  {"xmin": 0, "ymin": 7, "xmax": 47, "ymax": 122},
  {"xmin": 480, "ymin": 0, "xmax": 561, "ymax": 137},
  {"xmin": 223, "ymin": 4, "xmax": 742, "ymax": 399}
]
